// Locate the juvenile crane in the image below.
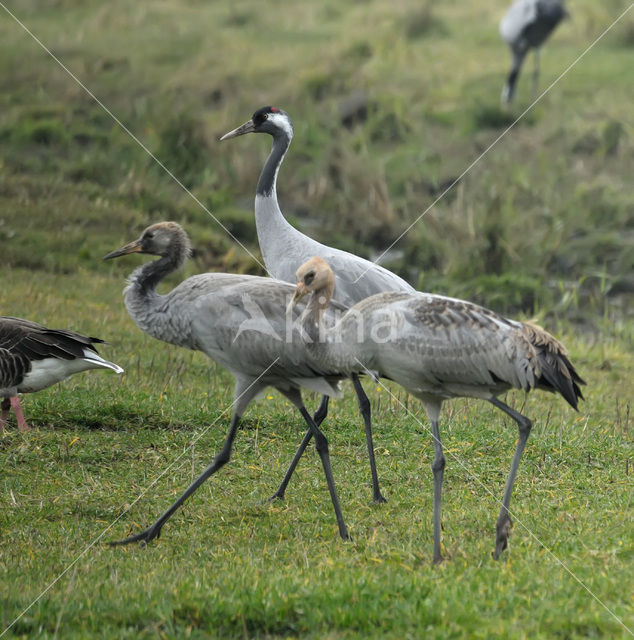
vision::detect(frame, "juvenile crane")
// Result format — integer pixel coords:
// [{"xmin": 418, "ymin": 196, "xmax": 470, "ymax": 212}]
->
[
  {"xmin": 221, "ymin": 106, "xmax": 415, "ymax": 503},
  {"xmin": 104, "ymin": 222, "xmax": 351, "ymax": 545},
  {"xmin": 291, "ymin": 257, "xmax": 585, "ymax": 563},
  {"xmin": 0, "ymin": 316, "xmax": 123, "ymax": 431},
  {"xmin": 500, "ymin": 0, "xmax": 567, "ymax": 103}
]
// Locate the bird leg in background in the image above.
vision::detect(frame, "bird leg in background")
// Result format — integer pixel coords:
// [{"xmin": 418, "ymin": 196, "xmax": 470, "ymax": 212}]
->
[
  {"xmin": 502, "ymin": 50, "xmax": 525, "ymax": 103},
  {"xmin": 489, "ymin": 397, "xmax": 533, "ymax": 560},
  {"xmin": 267, "ymin": 395, "xmax": 329, "ymax": 501},
  {"xmin": 532, "ymin": 48, "xmax": 541, "ymax": 96},
  {"xmin": 351, "ymin": 374, "xmax": 387, "ymax": 504}
]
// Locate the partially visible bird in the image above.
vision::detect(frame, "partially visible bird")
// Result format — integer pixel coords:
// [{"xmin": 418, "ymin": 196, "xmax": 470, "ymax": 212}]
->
[
  {"xmin": 500, "ymin": 0, "xmax": 567, "ymax": 103},
  {"xmin": 0, "ymin": 316, "xmax": 124, "ymax": 431},
  {"xmin": 290, "ymin": 257, "xmax": 585, "ymax": 563},
  {"xmin": 221, "ymin": 106, "xmax": 415, "ymax": 504},
  {"xmin": 104, "ymin": 222, "xmax": 351, "ymax": 546}
]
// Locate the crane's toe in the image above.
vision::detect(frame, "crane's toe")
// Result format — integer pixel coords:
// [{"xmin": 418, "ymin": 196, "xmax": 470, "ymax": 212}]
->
[
  {"xmin": 108, "ymin": 522, "xmax": 163, "ymax": 547},
  {"xmin": 493, "ymin": 513, "xmax": 513, "ymax": 560}
]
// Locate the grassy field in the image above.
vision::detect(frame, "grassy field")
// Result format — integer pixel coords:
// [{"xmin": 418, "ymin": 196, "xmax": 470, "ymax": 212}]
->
[{"xmin": 1, "ymin": 0, "xmax": 633, "ymax": 638}]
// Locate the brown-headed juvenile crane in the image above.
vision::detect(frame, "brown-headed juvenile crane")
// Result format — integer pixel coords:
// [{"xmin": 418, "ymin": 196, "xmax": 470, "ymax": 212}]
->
[
  {"xmin": 290, "ymin": 257, "xmax": 585, "ymax": 563},
  {"xmin": 221, "ymin": 106, "xmax": 415, "ymax": 504},
  {"xmin": 0, "ymin": 316, "xmax": 123, "ymax": 431},
  {"xmin": 104, "ymin": 222, "xmax": 352, "ymax": 545}
]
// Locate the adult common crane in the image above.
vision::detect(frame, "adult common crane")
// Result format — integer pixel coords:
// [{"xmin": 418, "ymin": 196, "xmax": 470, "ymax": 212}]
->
[
  {"xmin": 104, "ymin": 222, "xmax": 352, "ymax": 545},
  {"xmin": 221, "ymin": 106, "xmax": 415, "ymax": 504},
  {"xmin": 290, "ymin": 257, "xmax": 585, "ymax": 563},
  {"xmin": 0, "ymin": 316, "xmax": 123, "ymax": 431},
  {"xmin": 500, "ymin": 0, "xmax": 567, "ymax": 103}
]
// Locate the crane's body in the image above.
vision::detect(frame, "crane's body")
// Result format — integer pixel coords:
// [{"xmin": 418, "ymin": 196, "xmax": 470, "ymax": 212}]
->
[
  {"xmin": 500, "ymin": 0, "xmax": 567, "ymax": 102},
  {"xmin": 291, "ymin": 257, "xmax": 584, "ymax": 562},
  {"xmin": 221, "ymin": 106, "xmax": 414, "ymax": 503},
  {"xmin": 0, "ymin": 316, "xmax": 123, "ymax": 430},
  {"xmin": 105, "ymin": 222, "xmax": 351, "ymax": 546}
]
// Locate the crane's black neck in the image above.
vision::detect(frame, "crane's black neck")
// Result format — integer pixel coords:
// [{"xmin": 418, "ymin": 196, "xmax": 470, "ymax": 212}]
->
[
  {"xmin": 128, "ymin": 253, "xmax": 183, "ymax": 297},
  {"xmin": 256, "ymin": 130, "xmax": 292, "ymax": 198}
]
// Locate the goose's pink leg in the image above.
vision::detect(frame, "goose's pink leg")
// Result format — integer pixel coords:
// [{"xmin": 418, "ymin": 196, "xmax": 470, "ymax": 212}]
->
[
  {"xmin": 11, "ymin": 396, "xmax": 30, "ymax": 431},
  {"xmin": 0, "ymin": 398, "xmax": 10, "ymax": 431}
]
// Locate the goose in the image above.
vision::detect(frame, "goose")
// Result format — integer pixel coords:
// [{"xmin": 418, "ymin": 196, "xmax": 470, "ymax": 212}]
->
[
  {"xmin": 290, "ymin": 256, "xmax": 585, "ymax": 562},
  {"xmin": 104, "ymin": 222, "xmax": 352, "ymax": 545},
  {"xmin": 221, "ymin": 106, "xmax": 415, "ymax": 503},
  {"xmin": 0, "ymin": 316, "xmax": 123, "ymax": 431}
]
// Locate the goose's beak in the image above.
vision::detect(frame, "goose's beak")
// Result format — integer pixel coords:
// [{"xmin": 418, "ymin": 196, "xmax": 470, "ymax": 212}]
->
[
  {"xmin": 103, "ymin": 239, "xmax": 143, "ymax": 260},
  {"xmin": 219, "ymin": 119, "xmax": 256, "ymax": 141},
  {"xmin": 287, "ymin": 282, "xmax": 309, "ymax": 314}
]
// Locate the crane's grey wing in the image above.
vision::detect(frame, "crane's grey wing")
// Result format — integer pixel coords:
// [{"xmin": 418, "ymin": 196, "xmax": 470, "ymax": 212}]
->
[
  {"xmin": 189, "ymin": 280, "xmax": 341, "ymax": 387},
  {"xmin": 357, "ymin": 294, "xmax": 537, "ymax": 393}
]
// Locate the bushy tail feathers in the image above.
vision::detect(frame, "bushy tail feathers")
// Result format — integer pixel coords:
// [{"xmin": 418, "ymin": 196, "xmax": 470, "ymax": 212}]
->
[{"xmin": 523, "ymin": 323, "xmax": 586, "ymax": 410}]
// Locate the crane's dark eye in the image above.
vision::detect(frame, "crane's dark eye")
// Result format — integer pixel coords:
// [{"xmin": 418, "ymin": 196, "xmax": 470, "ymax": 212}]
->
[
  {"xmin": 304, "ymin": 271, "xmax": 315, "ymax": 285},
  {"xmin": 145, "ymin": 232, "xmax": 154, "ymax": 239},
  {"xmin": 262, "ymin": 113, "xmax": 268, "ymax": 120}
]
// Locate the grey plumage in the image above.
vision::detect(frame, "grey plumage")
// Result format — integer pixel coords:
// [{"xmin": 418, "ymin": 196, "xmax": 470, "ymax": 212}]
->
[
  {"xmin": 0, "ymin": 316, "xmax": 123, "ymax": 431},
  {"xmin": 104, "ymin": 222, "xmax": 352, "ymax": 546},
  {"xmin": 221, "ymin": 106, "xmax": 415, "ymax": 503},
  {"xmin": 500, "ymin": 0, "xmax": 567, "ymax": 103},
  {"xmin": 292, "ymin": 257, "xmax": 585, "ymax": 562}
]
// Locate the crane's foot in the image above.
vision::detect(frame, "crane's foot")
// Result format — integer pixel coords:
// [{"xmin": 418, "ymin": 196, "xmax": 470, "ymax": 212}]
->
[
  {"xmin": 108, "ymin": 521, "xmax": 163, "ymax": 547},
  {"xmin": 372, "ymin": 492, "xmax": 387, "ymax": 505},
  {"xmin": 265, "ymin": 490, "xmax": 286, "ymax": 503},
  {"xmin": 339, "ymin": 528, "xmax": 352, "ymax": 542},
  {"xmin": 493, "ymin": 513, "xmax": 512, "ymax": 560}
]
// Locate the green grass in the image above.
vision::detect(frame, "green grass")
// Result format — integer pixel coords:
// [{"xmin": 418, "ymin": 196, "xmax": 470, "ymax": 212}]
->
[
  {"xmin": 1, "ymin": 0, "xmax": 633, "ymax": 637},
  {"xmin": 1, "ymin": 276, "xmax": 632, "ymax": 638}
]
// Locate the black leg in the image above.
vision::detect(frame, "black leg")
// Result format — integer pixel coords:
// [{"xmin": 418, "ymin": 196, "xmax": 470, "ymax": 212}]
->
[
  {"xmin": 109, "ymin": 411, "xmax": 242, "ymax": 546},
  {"xmin": 502, "ymin": 50, "xmax": 525, "ymax": 103},
  {"xmin": 489, "ymin": 397, "xmax": 533, "ymax": 560},
  {"xmin": 268, "ymin": 395, "xmax": 329, "ymax": 501},
  {"xmin": 298, "ymin": 406, "xmax": 349, "ymax": 540},
  {"xmin": 430, "ymin": 419, "xmax": 445, "ymax": 564},
  {"xmin": 351, "ymin": 374, "xmax": 386, "ymax": 504}
]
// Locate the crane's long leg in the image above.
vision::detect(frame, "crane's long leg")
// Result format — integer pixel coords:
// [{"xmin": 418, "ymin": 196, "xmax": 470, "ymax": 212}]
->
[
  {"xmin": 430, "ymin": 418, "xmax": 446, "ymax": 565},
  {"xmin": 297, "ymin": 405, "xmax": 349, "ymax": 540},
  {"xmin": 502, "ymin": 50, "xmax": 526, "ymax": 103},
  {"xmin": 267, "ymin": 395, "xmax": 329, "ymax": 501},
  {"xmin": 489, "ymin": 397, "xmax": 533, "ymax": 560},
  {"xmin": 351, "ymin": 374, "xmax": 386, "ymax": 503},
  {"xmin": 270, "ymin": 376, "xmax": 385, "ymax": 504},
  {"xmin": 109, "ymin": 380, "xmax": 262, "ymax": 547}
]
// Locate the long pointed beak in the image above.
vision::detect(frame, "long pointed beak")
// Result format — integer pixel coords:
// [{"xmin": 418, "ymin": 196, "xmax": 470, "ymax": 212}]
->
[
  {"xmin": 287, "ymin": 283, "xmax": 309, "ymax": 314},
  {"xmin": 103, "ymin": 239, "xmax": 143, "ymax": 260},
  {"xmin": 219, "ymin": 119, "xmax": 256, "ymax": 141}
]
